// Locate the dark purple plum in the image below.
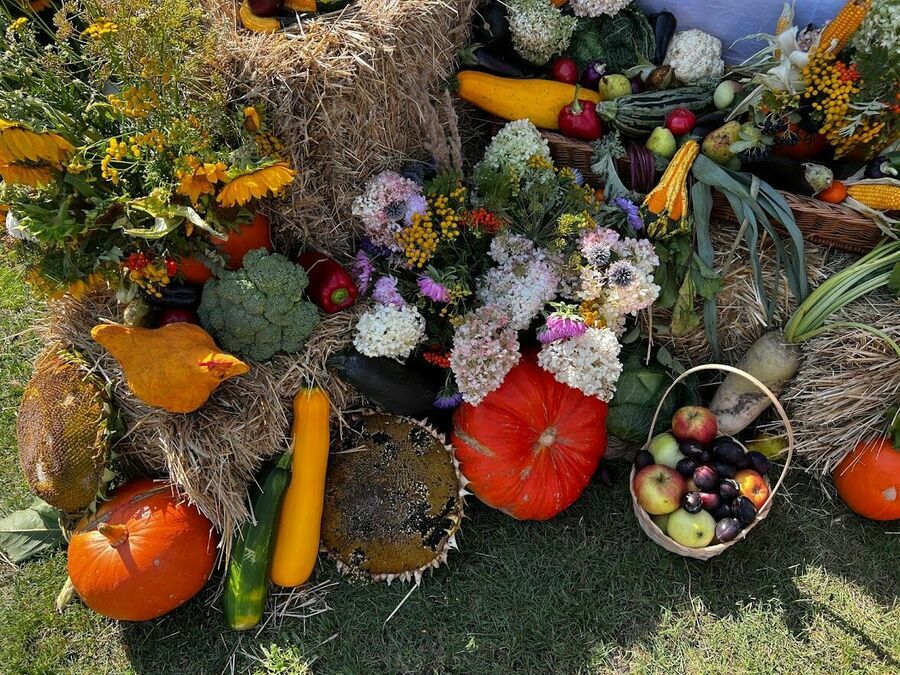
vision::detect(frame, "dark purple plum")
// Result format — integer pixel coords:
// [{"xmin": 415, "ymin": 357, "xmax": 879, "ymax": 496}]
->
[
  {"xmin": 735, "ymin": 453, "xmax": 751, "ymax": 470},
  {"xmin": 712, "ymin": 437, "xmax": 745, "ymax": 465},
  {"xmin": 699, "ymin": 450, "xmax": 713, "ymax": 464},
  {"xmin": 732, "ymin": 495, "xmax": 758, "ymax": 526},
  {"xmin": 719, "ymin": 478, "xmax": 741, "ymax": 502},
  {"xmin": 746, "ymin": 451, "xmax": 771, "ymax": 476},
  {"xmin": 597, "ymin": 462, "xmax": 613, "ymax": 487},
  {"xmin": 679, "ymin": 440, "xmax": 705, "ymax": 461},
  {"xmin": 634, "ymin": 449, "xmax": 654, "ymax": 471},
  {"xmin": 693, "ymin": 465, "xmax": 720, "ymax": 492},
  {"xmin": 682, "ymin": 491, "xmax": 703, "ymax": 514},
  {"xmin": 714, "ymin": 461, "xmax": 737, "ymax": 479},
  {"xmin": 715, "ymin": 517, "xmax": 742, "ymax": 543},
  {"xmin": 676, "ymin": 457, "xmax": 699, "ymax": 478},
  {"xmin": 710, "ymin": 503, "xmax": 732, "ymax": 520},
  {"xmin": 700, "ymin": 492, "xmax": 721, "ymax": 511}
]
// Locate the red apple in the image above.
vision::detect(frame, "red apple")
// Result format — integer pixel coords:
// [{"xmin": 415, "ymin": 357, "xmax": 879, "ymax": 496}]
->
[
  {"xmin": 734, "ymin": 469, "xmax": 770, "ymax": 509},
  {"xmin": 665, "ymin": 107, "xmax": 697, "ymax": 135},
  {"xmin": 157, "ymin": 308, "xmax": 199, "ymax": 327},
  {"xmin": 671, "ymin": 406, "xmax": 718, "ymax": 446},
  {"xmin": 551, "ymin": 58, "xmax": 579, "ymax": 85},
  {"xmin": 633, "ymin": 465, "xmax": 686, "ymax": 515}
]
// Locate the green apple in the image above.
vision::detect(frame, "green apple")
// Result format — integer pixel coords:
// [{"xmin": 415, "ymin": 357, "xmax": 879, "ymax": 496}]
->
[
  {"xmin": 598, "ymin": 74, "xmax": 631, "ymax": 101},
  {"xmin": 646, "ymin": 127, "xmax": 677, "ymax": 159},
  {"xmin": 714, "ymin": 80, "xmax": 743, "ymax": 110},
  {"xmin": 651, "ymin": 513, "xmax": 670, "ymax": 531},
  {"xmin": 648, "ymin": 432, "xmax": 685, "ymax": 469},
  {"xmin": 746, "ymin": 432, "xmax": 788, "ymax": 459},
  {"xmin": 667, "ymin": 508, "xmax": 716, "ymax": 548},
  {"xmin": 633, "ymin": 465, "xmax": 686, "ymax": 515}
]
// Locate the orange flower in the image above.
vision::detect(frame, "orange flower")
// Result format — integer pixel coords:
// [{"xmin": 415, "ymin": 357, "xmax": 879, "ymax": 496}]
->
[
  {"xmin": 243, "ymin": 106, "xmax": 261, "ymax": 132},
  {"xmin": 176, "ymin": 156, "xmax": 229, "ymax": 204}
]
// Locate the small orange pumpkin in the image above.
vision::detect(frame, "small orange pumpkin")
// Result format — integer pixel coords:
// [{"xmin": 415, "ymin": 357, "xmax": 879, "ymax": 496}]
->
[
  {"xmin": 211, "ymin": 213, "xmax": 272, "ymax": 270},
  {"xmin": 67, "ymin": 479, "xmax": 219, "ymax": 621},
  {"xmin": 833, "ymin": 438, "xmax": 900, "ymax": 521},
  {"xmin": 177, "ymin": 254, "xmax": 214, "ymax": 285}
]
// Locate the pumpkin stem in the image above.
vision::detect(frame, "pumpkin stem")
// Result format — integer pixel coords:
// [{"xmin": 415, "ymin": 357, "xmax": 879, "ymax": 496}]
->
[{"xmin": 98, "ymin": 522, "xmax": 129, "ymax": 547}]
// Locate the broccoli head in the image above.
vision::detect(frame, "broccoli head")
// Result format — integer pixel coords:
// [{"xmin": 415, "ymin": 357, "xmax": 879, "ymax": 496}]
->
[{"xmin": 198, "ymin": 248, "xmax": 319, "ymax": 362}]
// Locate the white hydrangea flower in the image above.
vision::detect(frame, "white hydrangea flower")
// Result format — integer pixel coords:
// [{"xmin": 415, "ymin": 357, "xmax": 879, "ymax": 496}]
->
[
  {"xmin": 478, "ymin": 119, "xmax": 552, "ymax": 178},
  {"xmin": 508, "ymin": 0, "xmax": 577, "ymax": 65},
  {"xmin": 353, "ymin": 303, "xmax": 425, "ymax": 359},
  {"xmin": 538, "ymin": 326, "xmax": 623, "ymax": 401},
  {"xmin": 568, "ymin": 0, "xmax": 631, "ymax": 19}
]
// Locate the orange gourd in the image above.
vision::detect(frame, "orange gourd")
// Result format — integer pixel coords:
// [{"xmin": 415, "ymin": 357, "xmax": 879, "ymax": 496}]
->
[
  {"xmin": 91, "ymin": 322, "xmax": 249, "ymax": 413},
  {"xmin": 834, "ymin": 438, "xmax": 900, "ymax": 521},
  {"xmin": 451, "ymin": 353, "xmax": 608, "ymax": 520},
  {"xmin": 67, "ymin": 479, "xmax": 218, "ymax": 621},
  {"xmin": 816, "ymin": 180, "xmax": 848, "ymax": 204},
  {"xmin": 178, "ymin": 254, "xmax": 214, "ymax": 285},
  {"xmin": 211, "ymin": 213, "xmax": 273, "ymax": 270}
]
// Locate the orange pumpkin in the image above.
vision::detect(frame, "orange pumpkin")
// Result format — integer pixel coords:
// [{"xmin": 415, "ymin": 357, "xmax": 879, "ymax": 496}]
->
[
  {"xmin": 177, "ymin": 254, "xmax": 214, "ymax": 285},
  {"xmin": 211, "ymin": 213, "xmax": 272, "ymax": 270},
  {"xmin": 451, "ymin": 353, "xmax": 608, "ymax": 520},
  {"xmin": 67, "ymin": 479, "xmax": 219, "ymax": 621},
  {"xmin": 834, "ymin": 438, "xmax": 900, "ymax": 521}
]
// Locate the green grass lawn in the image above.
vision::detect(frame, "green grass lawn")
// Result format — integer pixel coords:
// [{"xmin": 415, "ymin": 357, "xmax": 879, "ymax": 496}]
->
[{"xmin": 1, "ymin": 259, "xmax": 898, "ymax": 675}]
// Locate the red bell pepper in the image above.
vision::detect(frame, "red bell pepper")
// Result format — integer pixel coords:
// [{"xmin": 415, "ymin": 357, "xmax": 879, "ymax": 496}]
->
[
  {"xmin": 297, "ymin": 252, "xmax": 358, "ymax": 313},
  {"xmin": 558, "ymin": 85, "xmax": 603, "ymax": 142}
]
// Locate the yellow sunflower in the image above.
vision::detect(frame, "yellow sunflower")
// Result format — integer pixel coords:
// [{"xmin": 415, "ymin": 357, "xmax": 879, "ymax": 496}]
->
[
  {"xmin": 0, "ymin": 161, "xmax": 54, "ymax": 188},
  {"xmin": 243, "ymin": 106, "xmax": 261, "ymax": 132},
  {"xmin": 176, "ymin": 156, "xmax": 229, "ymax": 204},
  {"xmin": 216, "ymin": 162, "xmax": 296, "ymax": 208},
  {"xmin": 0, "ymin": 120, "xmax": 73, "ymax": 165}
]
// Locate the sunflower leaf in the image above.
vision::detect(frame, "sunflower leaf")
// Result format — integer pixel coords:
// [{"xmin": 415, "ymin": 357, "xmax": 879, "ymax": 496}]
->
[{"xmin": 0, "ymin": 499, "xmax": 64, "ymax": 564}]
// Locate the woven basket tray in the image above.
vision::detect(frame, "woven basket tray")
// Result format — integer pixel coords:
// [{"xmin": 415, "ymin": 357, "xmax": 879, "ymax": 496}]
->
[{"xmin": 629, "ymin": 364, "xmax": 795, "ymax": 561}]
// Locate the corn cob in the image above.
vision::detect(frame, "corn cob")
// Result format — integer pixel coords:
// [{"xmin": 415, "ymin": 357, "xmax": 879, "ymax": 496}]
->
[
  {"xmin": 773, "ymin": 3, "xmax": 794, "ymax": 58},
  {"xmin": 846, "ymin": 182, "xmax": 900, "ymax": 211},
  {"xmin": 817, "ymin": 0, "xmax": 872, "ymax": 55}
]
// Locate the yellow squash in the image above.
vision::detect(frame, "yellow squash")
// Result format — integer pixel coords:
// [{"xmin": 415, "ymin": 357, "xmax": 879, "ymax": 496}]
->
[
  {"xmin": 642, "ymin": 140, "xmax": 700, "ymax": 238},
  {"xmin": 270, "ymin": 387, "xmax": 330, "ymax": 587},
  {"xmin": 91, "ymin": 322, "xmax": 249, "ymax": 414},
  {"xmin": 457, "ymin": 71, "xmax": 601, "ymax": 131}
]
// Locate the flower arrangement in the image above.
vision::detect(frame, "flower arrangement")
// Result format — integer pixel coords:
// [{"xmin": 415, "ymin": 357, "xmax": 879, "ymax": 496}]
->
[
  {"xmin": 0, "ymin": 0, "xmax": 297, "ymax": 301},
  {"xmin": 506, "ymin": 0, "xmax": 577, "ymax": 66},
  {"xmin": 350, "ymin": 120, "xmax": 661, "ymax": 408}
]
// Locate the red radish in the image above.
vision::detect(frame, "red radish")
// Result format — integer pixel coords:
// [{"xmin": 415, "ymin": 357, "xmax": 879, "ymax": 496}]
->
[
  {"xmin": 157, "ymin": 308, "xmax": 199, "ymax": 327},
  {"xmin": 665, "ymin": 107, "xmax": 697, "ymax": 135},
  {"xmin": 551, "ymin": 58, "xmax": 579, "ymax": 85}
]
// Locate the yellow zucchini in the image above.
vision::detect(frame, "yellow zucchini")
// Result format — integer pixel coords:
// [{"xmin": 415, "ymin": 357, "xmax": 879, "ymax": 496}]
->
[
  {"xmin": 270, "ymin": 387, "xmax": 330, "ymax": 587},
  {"xmin": 457, "ymin": 71, "xmax": 601, "ymax": 131}
]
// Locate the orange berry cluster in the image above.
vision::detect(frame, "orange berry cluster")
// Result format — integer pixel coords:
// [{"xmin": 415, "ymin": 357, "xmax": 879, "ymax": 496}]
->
[
  {"xmin": 465, "ymin": 207, "xmax": 502, "ymax": 234},
  {"xmin": 423, "ymin": 350, "xmax": 452, "ymax": 369}
]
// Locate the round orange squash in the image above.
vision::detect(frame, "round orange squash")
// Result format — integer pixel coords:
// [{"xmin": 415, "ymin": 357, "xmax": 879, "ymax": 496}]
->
[
  {"xmin": 177, "ymin": 254, "xmax": 214, "ymax": 285},
  {"xmin": 450, "ymin": 353, "xmax": 608, "ymax": 520},
  {"xmin": 211, "ymin": 213, "xmax": 272, "ymax": 270},
  {"xmin": 833, "ymin": 438, "xmax": 900, "ymax": 521},
  {"xmin": 67, "ymin": 479, "xmax": 219, "ymax": 621}
]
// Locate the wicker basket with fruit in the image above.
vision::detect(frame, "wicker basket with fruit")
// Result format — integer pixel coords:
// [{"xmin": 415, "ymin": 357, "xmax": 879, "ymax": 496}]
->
[{"xmin": 629, "ymin": 364, "xmax": 794, "ymax": 561}]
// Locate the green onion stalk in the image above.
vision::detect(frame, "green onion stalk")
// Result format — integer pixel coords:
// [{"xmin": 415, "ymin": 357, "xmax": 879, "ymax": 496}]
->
[{"xmin": 783, "ymin": 239, "xmax": 900, "ymax": 356}]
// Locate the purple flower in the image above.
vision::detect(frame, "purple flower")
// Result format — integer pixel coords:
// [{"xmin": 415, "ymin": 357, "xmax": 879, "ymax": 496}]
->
[
  {"xmin": 417, "ymin": 275, "xmax": 451, "ymax": 303},
  {"xmin": 570, "ymin": 168, "xmax": 585, "ymax": 186},
  {"xmin": 434, "ymin": 392, "xmax": 464, "ymax": 409},
  {"xmin": 608, "ymin": 260, "xmax": 637, "ymax": 287},
  {"xmin": 351, "ymin": 250, "xmax": 374, "ymax": 294},
  {"xmin": 372, "ymin": 275, "xmax": 405, "ymax": 307},
  {"xmin": 538, "ymin": 314, "xmax": 588, "ymax": 344},
  {"xmin": 613, "ymin": 196, "xmax": 643, "ymax": 231},
  {"xmin": 405, "ymin": 193, "xmax": 428, "ymax": 224}
]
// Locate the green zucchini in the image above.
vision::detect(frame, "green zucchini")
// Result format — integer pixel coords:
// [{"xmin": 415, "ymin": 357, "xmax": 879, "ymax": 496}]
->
[
  {"xmin": 596, "ymin": 86, "xmax": 714, "ymax": 137},
  {"xmin": 224, "ymin": 451, "xmax": 292, "ymax": 631}
]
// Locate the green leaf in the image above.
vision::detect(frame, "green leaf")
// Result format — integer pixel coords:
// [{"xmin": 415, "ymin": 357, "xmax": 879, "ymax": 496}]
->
[
  {"xmin": 888, "ymin": 262, "xmax": 900, "ymax": 296},
  {"xmin": 671, "ymin": 272, "xmax": 700, "ymax": 335},
  {"xmin": 690, "ymin": 254, "xmax": 722, "ymax": 299},
  {"xmin": 0, "ymin": 499, "xmax": 64, "ymax": 564}
]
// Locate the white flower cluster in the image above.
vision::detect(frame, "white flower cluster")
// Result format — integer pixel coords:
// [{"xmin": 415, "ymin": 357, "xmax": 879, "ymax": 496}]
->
[
  {"xmin": 664, "ymin": 29, "xmax": 725, "ymax": 84},
  {"xmin": 478, "ymin": 119, "xmax": 551, "ymax": 178},
  {"xmin": 352, "ymin": 303, "xmax": 425, "ymax": 359},
  {"xmin": 477, "ymin": 233, "xmax": 560, "ymax": 330},
  {"xmin": 538, "ymin": 327, "xmax": 622, "ymax": 401},
  {"xmin": 507, "ymin": 0, "xmax": 577, "ymax": 66},
  {"xmin": 568, "ymin": 0, "xmax": 631, "ymax": 19},
  {"xmin": 450, "ymin": 304, "xmax": 521, "ymax": 406},
  {"xmin": 851, "ymin": 0, "xmax": 899, "ymax": 57}
]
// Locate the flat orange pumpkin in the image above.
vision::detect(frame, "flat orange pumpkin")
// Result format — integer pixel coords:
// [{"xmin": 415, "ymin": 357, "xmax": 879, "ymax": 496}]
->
[
  {"xmin": 450, "ymin": 353, "xmax": 608, "ymax": 520},
  {"xmin": 67, "ymin": 479, "xmax": 219, "ymax": 621},
  {"xmin": 834, "ymin": 438, "xmax": 900, "ymax": 521}
]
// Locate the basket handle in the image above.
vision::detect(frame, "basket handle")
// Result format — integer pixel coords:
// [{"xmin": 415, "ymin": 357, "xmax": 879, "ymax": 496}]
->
[{"xmin": 645, "ymin": 363, "xmax": 794, "ymax": 502}]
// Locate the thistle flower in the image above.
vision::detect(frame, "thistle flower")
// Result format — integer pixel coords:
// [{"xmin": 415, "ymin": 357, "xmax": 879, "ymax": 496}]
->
[
  {"xmin": 608, "ymin": 260, "xmax": 637, "ymax": 287},
  {"xmin": 372, "ymin": 275, "xmax": 405, "ymax": 307},
  {"xmin": 418, "ymin": 275, "xmax": 451, "ymax": 302},
  {"xmin": 434, "ymin": 392, "xmax": 464, "ymax": 409}
]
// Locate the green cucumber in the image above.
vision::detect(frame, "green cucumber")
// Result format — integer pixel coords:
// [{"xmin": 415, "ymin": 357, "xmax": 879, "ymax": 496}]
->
[
  {"xmin": 224, "ymin": 451, "xmax": 292, "ymax": 631},
  {"xmin": 597, "ymin": 86, "xmax": 714, "ymax": 137}
]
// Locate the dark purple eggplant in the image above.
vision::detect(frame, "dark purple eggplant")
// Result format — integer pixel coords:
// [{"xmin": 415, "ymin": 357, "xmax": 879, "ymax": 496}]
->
[
  {"xmin": 741, "ymin": 156, "xmax": 814, "ymax": 195},
  {"xmin": 690, "ymin": 111, "xmax": 728, "ymax": 140},
  {"xmin": 649, "ymin": 11, "xmax": 677, "ymax": 65},
  {"xmin": 472, "ymin": 1, "xmax": 510, "ymax": 49},
  {"xmin": 151, "ymin": 283, "xmax": 202, "ymax": 309},
  {"xmin": 581, "ymin": 60, "xmax": 606, "ymax": 89},
  {"xmin": 630, "ymin": 74, "xmax": 645, "ymax": 94},
  {"xmin": 460, "ymin": 45, "xmax": 530, "ymax": 78},
  {"xmin": 865, "ymin": 153, "xmax": 899, "ymax": 179}
]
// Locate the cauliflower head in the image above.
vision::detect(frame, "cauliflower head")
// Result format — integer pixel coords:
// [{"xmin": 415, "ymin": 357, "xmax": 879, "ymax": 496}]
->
[
  {"xmin": 198, "ymin": 248, "xmax": 319, "ymax": 362},
  {"xmin": 664, "ymin": 29, "xmax": 724, "ymax": 85}
]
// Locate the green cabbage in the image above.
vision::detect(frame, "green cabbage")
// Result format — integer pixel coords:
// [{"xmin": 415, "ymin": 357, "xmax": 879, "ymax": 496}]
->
[{"xmin": 566, "ymin": 6, "xmax": 654, "ymax": 73}]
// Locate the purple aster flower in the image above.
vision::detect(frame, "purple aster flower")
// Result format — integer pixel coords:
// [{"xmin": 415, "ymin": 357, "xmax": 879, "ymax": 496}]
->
[
  {"xmin": 434, "ymin": 392, "xmax": 464, "ymax": 409},
  {"xmin": 537, "ymin": 314, "xmax": 588, "ymax": 344},
  {"xmin": 608, "ymin": 260, "xmax": 637, "ymax": 287},
  {"xmin": 613, "ymin": 196, "xmax": 643, "ymax": 231},
  {"xmin": 404, "ymin": 193, "xmax": 428, "ymax": 224},
  {"xmin": 351, "ymin": 250, "xmax": 374, "ymax": 294},
  {"xmin": 417, "ymin": 275, "xmax": 451, "ymax": 303},
  {"xmin": 570, "ymin": 168, "xmax": 585, "ymax": 186},
  {"xmin": 359, "ymin": 237, "xmax": 389, "ymax": 257},
  {"xmin": 372, "ymin": 275, "xmax": 406, "ymax": 307}
]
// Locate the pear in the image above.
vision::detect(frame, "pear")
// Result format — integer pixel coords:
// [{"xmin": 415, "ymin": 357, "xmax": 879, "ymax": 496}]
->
[
  {"xmin": 701, "ymin": 121, "xmax": 742, "ymax": 165},
  {"xmin": 646, "ymin": 126, "xmax": 677, "ymax": 159},
  {"xmin": 597, "ymin": 74, "xmax": 632, "ymax": 101}
]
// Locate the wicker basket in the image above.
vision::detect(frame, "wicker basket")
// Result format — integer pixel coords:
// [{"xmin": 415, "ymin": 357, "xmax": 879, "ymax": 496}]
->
[
  {"xmin": 629, "ymin": 364, "xmax": 794, "ymax": 561},
  {"xmin": 485, "ymin": 118, "xmax": 883, "ymax": 254}
]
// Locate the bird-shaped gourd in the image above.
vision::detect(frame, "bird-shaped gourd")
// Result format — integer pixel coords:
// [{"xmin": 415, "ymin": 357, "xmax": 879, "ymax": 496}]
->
[{"xmin": 91, "ymin": 322, "xmax": 250, "ymax": 413}]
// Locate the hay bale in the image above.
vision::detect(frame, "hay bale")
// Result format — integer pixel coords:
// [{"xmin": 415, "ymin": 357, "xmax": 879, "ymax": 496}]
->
[
  {"xmin": 643, "ymin": 222, "xmax": 827, "ymax": 368},
  {"xmin": 210, "ymin": 0, "xmax": 475, "ymax": 256},
  {"xmin": 783, "ymin": 294, "xmax": 900, "ymax": 474},
  {"xmin": 47, "ymin": 291, "xmax": 358, "ymax": 555}
]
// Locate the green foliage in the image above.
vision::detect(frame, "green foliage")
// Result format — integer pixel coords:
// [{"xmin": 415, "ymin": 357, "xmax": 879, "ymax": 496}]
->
[
  {"xmin": 565, "ymin": 6, "xmax": 655, "ymax": 72},
  {"xmin": 198, "ymin": 249, "xmax": 319, "ymax": 362},
  {"xmin": 0, "ymin": 499, "xmax": 63, "ymax": 564}
]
